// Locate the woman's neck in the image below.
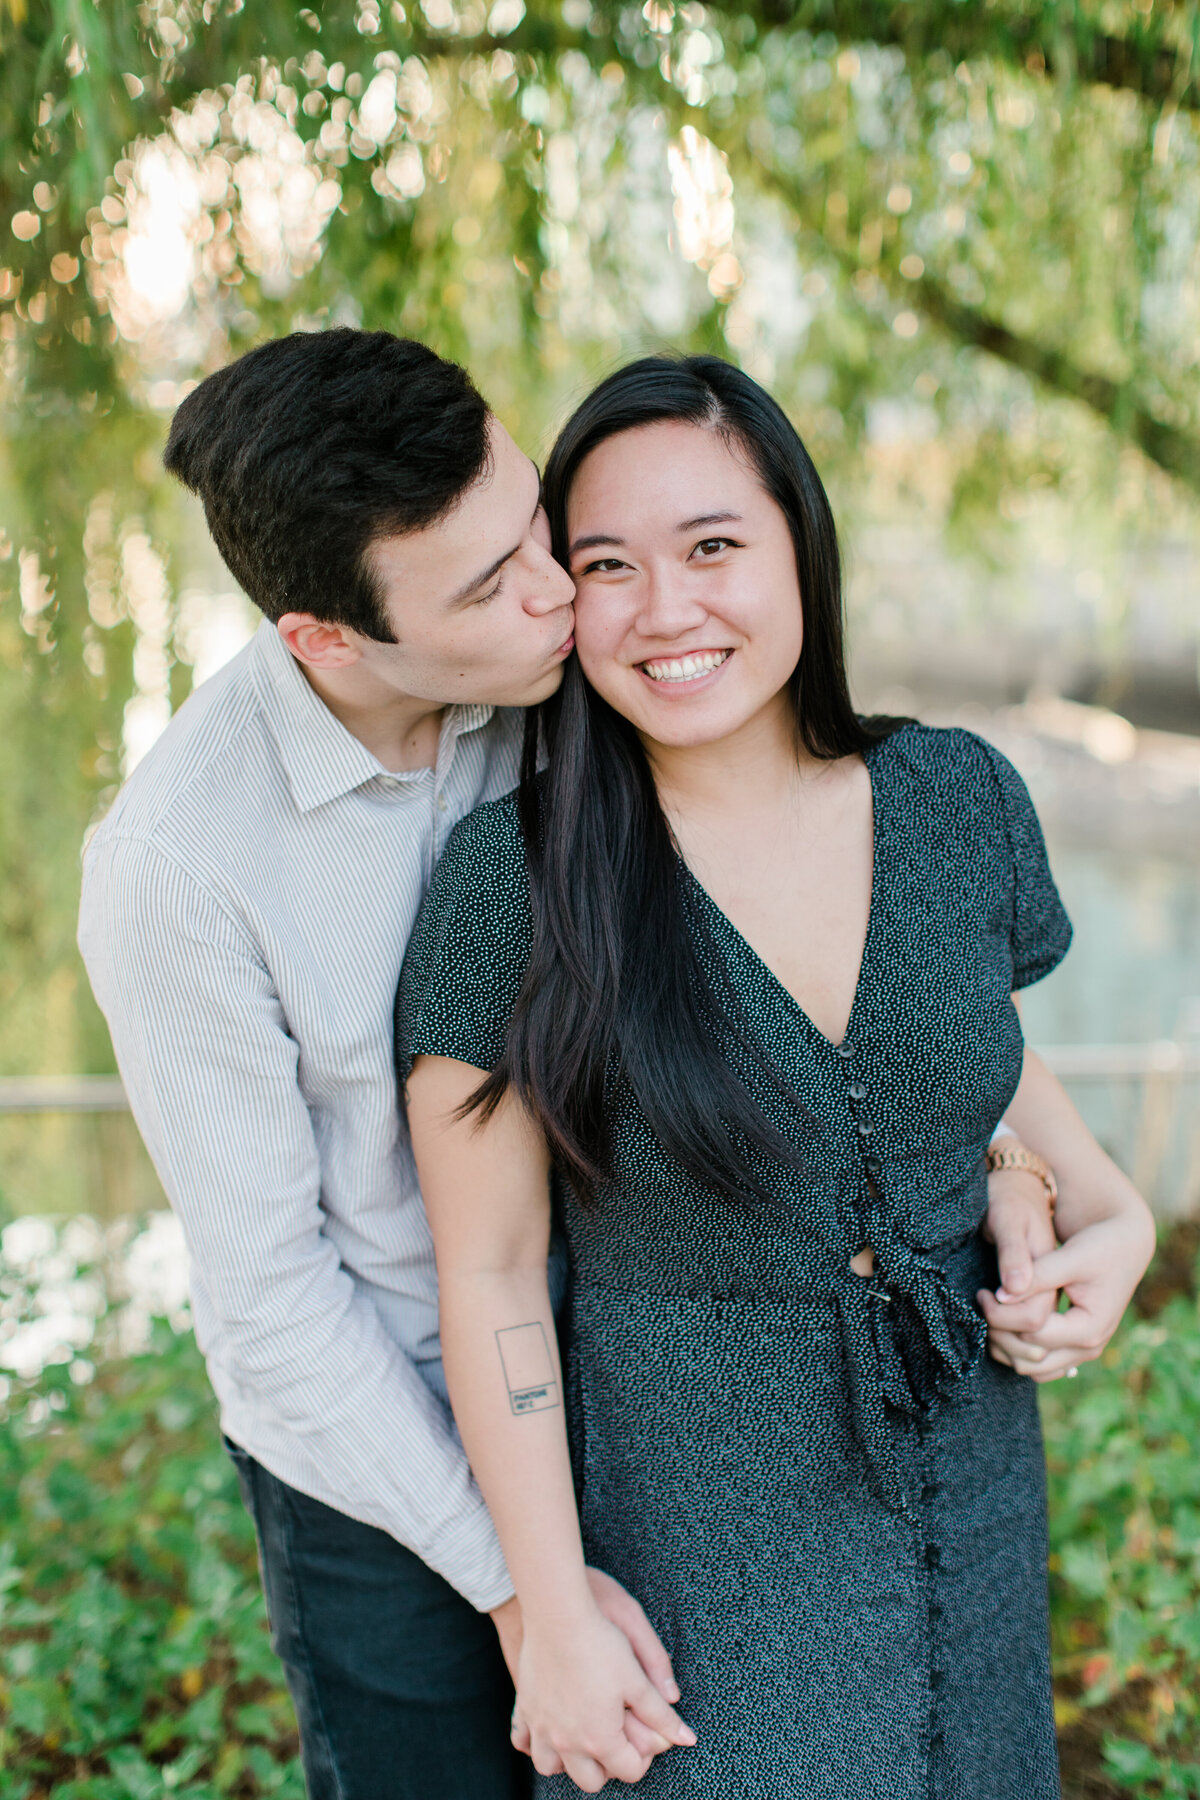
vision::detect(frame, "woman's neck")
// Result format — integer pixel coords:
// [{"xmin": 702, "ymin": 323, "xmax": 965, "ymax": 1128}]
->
[{"xmin": 642, "ymin": 691, "xmax": 823, "ymax": 825}]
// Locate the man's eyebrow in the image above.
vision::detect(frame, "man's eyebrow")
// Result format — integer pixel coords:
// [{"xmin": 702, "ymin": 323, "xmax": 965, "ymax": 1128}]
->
[
  {"xmin": 445, "ymin": 544, "xmax": 520, "ymax": 607},
  {"xmin": 445, "ymin": 467, "xmax": 544, "ymax": 607}
]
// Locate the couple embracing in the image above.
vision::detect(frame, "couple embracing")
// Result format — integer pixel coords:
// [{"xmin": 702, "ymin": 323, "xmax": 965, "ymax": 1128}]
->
[{"xmin": 80, "ymin": 329, "xmax": 1154, "ymax": 1799}]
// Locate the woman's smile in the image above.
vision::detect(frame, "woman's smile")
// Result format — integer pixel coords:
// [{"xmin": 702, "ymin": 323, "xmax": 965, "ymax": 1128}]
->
[{"xmin": 638, "ymin": 648, "xmax": 733, "ymax": 689}]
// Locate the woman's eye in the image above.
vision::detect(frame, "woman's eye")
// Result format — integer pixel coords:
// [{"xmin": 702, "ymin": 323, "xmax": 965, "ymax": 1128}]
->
[
  {"xmin": 580, "ymin": 557, "xmax": 627, "ymax": 575},
  {"xmin": 693, "ymin": 537, "xmax": 736, "ymax": 558}
]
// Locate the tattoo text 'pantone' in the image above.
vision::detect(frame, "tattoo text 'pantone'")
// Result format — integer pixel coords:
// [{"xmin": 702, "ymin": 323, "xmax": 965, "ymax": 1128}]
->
[{"xmin": 496, "ymin": 1322, "xmax": 560, "ymax": 1416}]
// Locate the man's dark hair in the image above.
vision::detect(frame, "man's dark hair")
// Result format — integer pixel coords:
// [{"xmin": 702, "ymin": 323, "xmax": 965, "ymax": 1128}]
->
[{"xmin": 163, "ymin": 329, "xmax": 492, "ymax": 642}]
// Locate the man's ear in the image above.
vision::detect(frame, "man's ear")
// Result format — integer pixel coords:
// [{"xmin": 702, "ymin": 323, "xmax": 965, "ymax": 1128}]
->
[{"xmin": 277, "ymin": 613, "xmax": 365, "ymax": 670}]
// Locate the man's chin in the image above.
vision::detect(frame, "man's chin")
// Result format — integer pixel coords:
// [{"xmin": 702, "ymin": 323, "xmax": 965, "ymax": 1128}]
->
[{"xmin": 507, "ymin": 662, "xmax": 567, "ymax": 707}]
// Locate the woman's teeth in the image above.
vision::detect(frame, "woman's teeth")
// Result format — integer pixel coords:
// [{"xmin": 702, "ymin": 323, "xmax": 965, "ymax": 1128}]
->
[{"xmin": 641, "ymin": 649, "xmax": 731, "ymax": 684}]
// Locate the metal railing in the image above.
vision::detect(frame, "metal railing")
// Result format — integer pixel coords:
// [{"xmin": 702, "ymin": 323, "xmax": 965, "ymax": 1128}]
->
[{"xmin": 2, "ymin": 1052, "xmax": 1197, "ymax": 1216}]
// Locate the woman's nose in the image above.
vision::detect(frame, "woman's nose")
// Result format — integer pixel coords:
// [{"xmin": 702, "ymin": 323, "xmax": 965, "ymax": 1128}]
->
[{"xmin": 636, "ymin": 568, "xmax": 707, "ymax": 638}]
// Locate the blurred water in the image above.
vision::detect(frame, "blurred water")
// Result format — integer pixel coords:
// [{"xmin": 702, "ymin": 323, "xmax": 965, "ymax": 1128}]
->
[{"xmin": 1022, "ymin": 841, "xmax": 1200, "ymax": 1047}]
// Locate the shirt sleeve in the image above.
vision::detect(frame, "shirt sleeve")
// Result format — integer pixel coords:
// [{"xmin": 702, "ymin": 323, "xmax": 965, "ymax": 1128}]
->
[
  {"xmin": 396, "ymin": 797, "xmax": 533, "ymax": 1078},
  {"xmin": 974, "ymin": 738, "xmax": 1073, "ymax": 989},
  {"xmin": 78, "ymin": 831, "xmax": 514, "ymax": 1613}
]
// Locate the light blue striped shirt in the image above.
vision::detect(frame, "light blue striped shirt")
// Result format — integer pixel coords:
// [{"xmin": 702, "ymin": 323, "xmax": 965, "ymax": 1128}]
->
[{"xmin": 79, "ymin": 619, "xmax": 527, "ymax": 1611}]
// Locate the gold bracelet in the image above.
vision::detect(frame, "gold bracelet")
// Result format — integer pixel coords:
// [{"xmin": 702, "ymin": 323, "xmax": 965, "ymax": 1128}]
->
[{"xmin": 985, "ymin": 1142, "xmax": 1057, "ymax": 1215}]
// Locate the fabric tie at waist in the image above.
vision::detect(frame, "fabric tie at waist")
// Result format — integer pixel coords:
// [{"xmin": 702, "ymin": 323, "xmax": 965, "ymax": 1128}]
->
[{"xmin": 831, "ymin": 1211, "xmax": 987, "ymax": 1515}]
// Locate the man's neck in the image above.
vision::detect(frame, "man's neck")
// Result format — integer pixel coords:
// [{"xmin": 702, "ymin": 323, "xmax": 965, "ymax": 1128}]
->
[{"xmin": 298, "ymin": 661, "xmax": 447, "ymax": 773}]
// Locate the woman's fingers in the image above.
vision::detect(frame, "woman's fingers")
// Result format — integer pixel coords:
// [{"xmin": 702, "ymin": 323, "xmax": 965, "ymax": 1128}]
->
[
  {"xmin": 977, "ymin": 1286, "xmax": 1056, "ymax": 1335},
  {"xmin": 623, "ymin": 1714, "xmax": 674, "ymax": 1758},
  {"xmin": 626, "ymin": 1678, "xmax": 697, "ymax": 1749},
  {"xmin": 510, "ymin": 1707, "xmax": 532, "ymax": 1755},
  {"xmin": 558, "ymin": 1751, "xmax": 610, "ymax": 1792}
]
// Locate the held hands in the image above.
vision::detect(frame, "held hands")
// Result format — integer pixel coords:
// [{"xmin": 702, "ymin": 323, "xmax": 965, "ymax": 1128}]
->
[
  {"xmin": 497, "ymin": 1569, "xmax": 695, "ymax": 1790},
  {"xmin": 981, "ymin": 1161, "xmax": 1059, "ymax": 1339},
  {"xmin": 979, "ymin": 1207, "xmax": 1155, "ymax": 1382}
]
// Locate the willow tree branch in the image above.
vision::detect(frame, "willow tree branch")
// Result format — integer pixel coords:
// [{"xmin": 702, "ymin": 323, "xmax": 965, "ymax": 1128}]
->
[
  {"xmin": 754, "ymin": 163, "xmax": 1200, "ymax": 493},
  {"xmin": 911, "ymin": 280, "xmax": 1200, "ymax": 490},
  {"xmin": 740, "ymin": 0, "xmax": 1197, "ymax": 113}
]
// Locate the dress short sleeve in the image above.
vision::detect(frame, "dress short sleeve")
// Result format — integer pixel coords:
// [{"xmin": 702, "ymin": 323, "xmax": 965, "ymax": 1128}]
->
[
  {"xmin": 972, "ymin": 736, "xmax": 1073, "ymax": 989},
  {"xmin": 395, "ymin": 794, "xmax": 533, "ymax": 1078}
]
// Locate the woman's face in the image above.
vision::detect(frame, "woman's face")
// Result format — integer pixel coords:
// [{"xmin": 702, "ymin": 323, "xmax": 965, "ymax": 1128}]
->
[{"xmin": 565, "ymin": 421, "xmax": 804, "ymax": 750}]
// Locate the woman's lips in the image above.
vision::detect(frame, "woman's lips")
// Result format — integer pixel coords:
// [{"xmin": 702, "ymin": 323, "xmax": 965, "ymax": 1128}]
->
[{"xmin": 636, "ymin": 648, "xmax": 733, "ymax": 692}]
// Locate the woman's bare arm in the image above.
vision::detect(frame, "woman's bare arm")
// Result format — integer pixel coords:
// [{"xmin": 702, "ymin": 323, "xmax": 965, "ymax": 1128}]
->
[{"xmin": 405, "ymin": 1054, "xmax": 696, "ymax": 1790}]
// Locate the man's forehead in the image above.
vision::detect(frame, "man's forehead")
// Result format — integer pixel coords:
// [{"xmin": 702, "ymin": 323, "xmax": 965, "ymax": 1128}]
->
[{"xmin": 367, "ymin": 430, "xmax": 538, "ymax": 592}]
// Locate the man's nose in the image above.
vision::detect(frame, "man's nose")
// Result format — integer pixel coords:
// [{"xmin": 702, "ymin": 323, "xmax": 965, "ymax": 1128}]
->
[{"xmin": 523, "ymin": 541, "xmax": 575, "ymax": 615}]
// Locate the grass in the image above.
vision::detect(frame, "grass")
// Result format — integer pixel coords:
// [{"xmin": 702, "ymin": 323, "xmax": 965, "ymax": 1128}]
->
[{"xmin": 0, "ymin": 1225, "xmax": 1198, "ymax": 1797}]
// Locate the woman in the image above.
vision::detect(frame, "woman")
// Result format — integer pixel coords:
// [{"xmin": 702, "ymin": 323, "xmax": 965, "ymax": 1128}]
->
[{"xmin": 397, "ymin": 356, "xmax": 1155, "ymax": 1797}]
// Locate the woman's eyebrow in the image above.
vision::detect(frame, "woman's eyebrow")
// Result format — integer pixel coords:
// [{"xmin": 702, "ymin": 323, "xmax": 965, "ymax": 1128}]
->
[
  {"xmin": 675, "ymin": 511, "xmax": 742, "ymax": 532},
  {"xmin": 569, "ymin": 532, "xmax": 626, "ymax": 556}
]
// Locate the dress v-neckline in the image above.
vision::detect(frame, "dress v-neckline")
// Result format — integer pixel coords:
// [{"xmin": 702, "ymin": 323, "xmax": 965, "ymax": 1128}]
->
[{"xmin": 679, "ymin": 740, "xmax": 884, "ymax": 1054}]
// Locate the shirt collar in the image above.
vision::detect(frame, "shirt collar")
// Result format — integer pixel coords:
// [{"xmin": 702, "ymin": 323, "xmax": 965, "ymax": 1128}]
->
[{"xmin": 250, "ymin": 619, "xmax": 495, "ymax": 814}]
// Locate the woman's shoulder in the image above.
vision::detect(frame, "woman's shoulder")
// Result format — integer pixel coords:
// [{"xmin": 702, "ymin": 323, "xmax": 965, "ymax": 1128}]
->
[
  {"xmin": 429, "ymin": 788, "xmax": 528, "ymax": 907},
  {"xmin": 437, "ymin": 787, "xmax": 527, "ymax": 889},
  {"xmin": 871, "ymin": 717, "xmax": 1008, "ymax": 780}
]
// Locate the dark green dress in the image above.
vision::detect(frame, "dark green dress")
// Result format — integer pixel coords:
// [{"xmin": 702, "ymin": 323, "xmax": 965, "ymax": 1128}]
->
[{"xmin": 397, "ymin": 724, "xmax": 1071, "ymax": 1799}]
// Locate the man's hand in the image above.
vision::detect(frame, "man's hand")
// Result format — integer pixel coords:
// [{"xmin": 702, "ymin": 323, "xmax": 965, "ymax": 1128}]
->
[
  {"xmin": 515, "ymin": 1601, "xmax": 694, "ymax": 1792},
  {"xmin": 501, "ymin": 1568, "xmax": 684, "ymax": 1769},
  {"xmin": 981, "ymin": 1157, "xmax": 1059, "ymax": 1356},
  {"xmin": 980, "ymin": 1208, "xmax": 1155, "ymax": 1382}
]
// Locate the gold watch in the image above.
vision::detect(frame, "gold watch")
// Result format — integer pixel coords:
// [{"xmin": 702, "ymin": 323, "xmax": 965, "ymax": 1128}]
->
[{"xmin": 984, "ymin": 1142, "xmax": 1057, "ymax": 1216}]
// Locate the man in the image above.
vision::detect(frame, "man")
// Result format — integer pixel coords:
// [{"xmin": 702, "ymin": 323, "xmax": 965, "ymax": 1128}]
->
[{"xmin": 79, "ymin": 328, "xmax": 1054, "ymax": 1798}]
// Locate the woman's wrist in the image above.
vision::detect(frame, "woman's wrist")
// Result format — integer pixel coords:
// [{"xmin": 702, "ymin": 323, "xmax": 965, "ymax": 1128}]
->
[{"xmin": 517, "ymin": 1571, "xmax": 599, "ymax": 1635}]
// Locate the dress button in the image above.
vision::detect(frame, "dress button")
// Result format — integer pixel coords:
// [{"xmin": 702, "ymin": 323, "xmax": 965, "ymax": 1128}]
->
[
  {"xmin": 928, "ymin": 1603, "xmax": 943, "ymax": 1622},
  {"xmin": 925, "ymin": 1544, "xmax": 941, "ymax": 1569},
  {"xmin": 865, "ymin": 1156, "xmax": 883, "ymax": 1179},
  {"xmin": 835, "ymin": 1040, "xmax": 856, "ymax": 1059},
  {"xmin": 856, "ymin": 1118, "xmax": 875, "ymax": 1137},
  {"xmin": 931, "ymin": 1730, "xmax": 944, "ymax": 1751},
  {"xmin": 922, "ymin": 1481, "xmax": 940, "ymax": 1503},
  {"xmin": 931, "ymin": 1670, "xmax": 945, "ymax": 1691},
  {"xmin": 849, "ymin": 1081, "xmax": 868, "ymax": 1100}
]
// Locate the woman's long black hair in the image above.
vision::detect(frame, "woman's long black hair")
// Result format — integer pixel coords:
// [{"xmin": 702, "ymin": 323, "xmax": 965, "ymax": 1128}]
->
[{"xmin": 472, "ymin": 354, "xmax": 895, "ymax": 1204}]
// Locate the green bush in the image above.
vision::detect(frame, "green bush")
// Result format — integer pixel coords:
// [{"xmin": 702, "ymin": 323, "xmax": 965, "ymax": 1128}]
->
[
  {"xmin": 0, "ymin": 1254, "xmax": 302, "ymax": 1799},
  {"xmin": 1, "ymin": 1226, "xmax": 1198, "ymax": 1797},
  {"xmin": 1044, "ymin": 1244, "xmax": 1200, "ymax": 1799}
]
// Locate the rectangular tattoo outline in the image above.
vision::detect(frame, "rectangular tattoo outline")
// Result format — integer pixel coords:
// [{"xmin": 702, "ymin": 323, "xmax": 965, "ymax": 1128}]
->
[{"xmin": 496, "ymin": 1321, "xmax": 561, "ymax": 1416}]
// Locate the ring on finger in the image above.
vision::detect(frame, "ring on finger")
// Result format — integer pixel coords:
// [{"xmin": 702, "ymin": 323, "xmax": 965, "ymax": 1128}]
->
[{"xmin": 1067, "ymin": 1365, "xmax": 1079, "ymax": 1378}]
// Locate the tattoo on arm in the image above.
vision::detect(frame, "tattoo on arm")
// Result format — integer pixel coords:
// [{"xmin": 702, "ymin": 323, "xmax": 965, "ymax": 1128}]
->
[{"xmin": 496, "ymin": 1322, "xmax": 561, "ymax": 1416}]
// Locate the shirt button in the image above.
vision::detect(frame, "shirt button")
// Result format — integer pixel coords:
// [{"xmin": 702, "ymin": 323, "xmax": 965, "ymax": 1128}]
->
[
  {"xmin": 849, "ymin": 1081, "xmax": 868, "ymax": 1100},
  {"xmin": 436, "ymin": 794, "xmax": 448, "ymax": 812}
]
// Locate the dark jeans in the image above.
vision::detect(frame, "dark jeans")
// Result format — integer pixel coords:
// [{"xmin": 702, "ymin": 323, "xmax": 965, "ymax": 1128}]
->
[{"xmin": 224, "ymin": 1438, "xmax": 528, "ymax": 1800}]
